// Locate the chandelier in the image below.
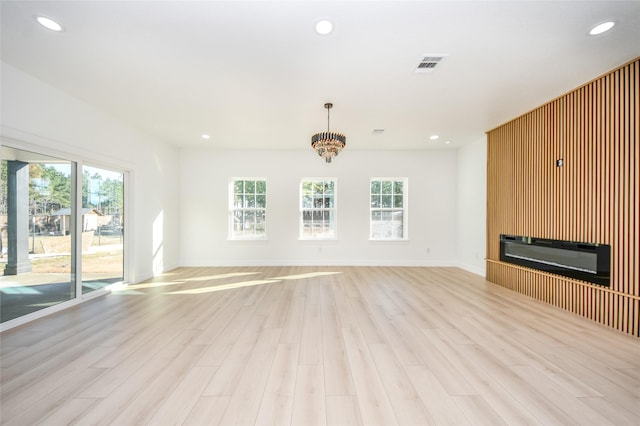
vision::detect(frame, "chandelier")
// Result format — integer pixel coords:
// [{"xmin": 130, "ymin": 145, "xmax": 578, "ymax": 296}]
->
[{"xmin": 311, "ymin": 103, "xmax": 346, "ymax": 163}]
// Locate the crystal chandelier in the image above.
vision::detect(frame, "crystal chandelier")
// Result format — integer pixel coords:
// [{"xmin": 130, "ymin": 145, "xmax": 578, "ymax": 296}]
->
[{"xmin": 311, "ymin": 103, "xmax": 346, "ymax": 163}]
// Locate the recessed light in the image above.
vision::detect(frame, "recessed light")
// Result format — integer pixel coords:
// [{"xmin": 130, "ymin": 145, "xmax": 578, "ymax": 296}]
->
[
  {"xmin": 430, "ymin": 135, "xmax": 439, "ymax": 140},
  {"xmin": 315, "ymin": 19, "xmax": 333, "ymax": 35},
  {"xmin": 444, "ymin": 140, "xmax": 451, "ymax": 145},
  {"xmin": 201, "ymin": 134, "xmax": 210, "ymax": 140},
  {"xmin": 589, "ymin": 21, "xmax": 615, "ymax": 35},
  {"xmin": 34, "ymin": 15, "xmax": 63, "ymax": 32}
]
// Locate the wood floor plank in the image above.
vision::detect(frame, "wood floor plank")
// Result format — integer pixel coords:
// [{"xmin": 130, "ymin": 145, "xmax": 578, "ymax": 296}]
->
[
  {"xmin": 329, "ymin": 280, "xmax": 359, "ymax": 330},
  {"xmin": 76, "ymin": 328, "xmax": 184, "ymax": 398},
  {"xmin": 77, "ymin": 341, "xmax": 206, "ymax": 425},
  {"xmin": 341, "ymin": 327, "xmax": 399, "ymax": 426},
  {"xmin": 454, "ymin": 343, "xmax": 581, "ymax": 425},
  {"xmin": 2, "ymin": 367, "xmax": 105, "ymax": 426},
  {"xmin": 254, "ymin": 343, "xmax": 299, "ymax": 425},
  {"xmin": 1, "ymin": 298, "xmax": 121, "ymax": 378},
  {"xmin": 576, "ymin": 396, "xmax": 640, "ymax": 425},
  {"xmin": 263, "ymin": 285, "xmax": 293, "ymax": 329},
  {"xmin": 456, "ymin": 314, "xmax": 532, "ymax": 366},
  {"xmin": 375, "ymin": 313, "xmax": 424, "ymax": 366},
  {"xmin": 144, "ymin": 365, "xmax": 217, "ymax": 425},
  {"xmin": 1, "ymin": 322, "xmax": 111, "ymax": 394},
  {"xmin": 298, "ymin": 290, "xmax": 323, "ymax": 365},
  {"xmin": 1, "ymin": 266, "xmax": 639, "ymax": 426},
  {"xmin": 202, "ymin": 314, "xmax": 269, "ymax": 396},
  {"xmin": 424, "ymin": 329, "xmax": 544, "ymax": 425},
  {"xmin": 510, "ymin": 365, "xmax": 614, "ymax": 425},
  {"xmin": 35, "ymin": 398, "xmax": 98, "ymax": 426},
  {"xmin": 278, "ymin": 295, "xmax": 305, "ymax": 344},
  {"xmin": 291, "ymin": 365, "xmax": 326, "ymax": 426},
  {"xmin": 414, "ymin": 328, "xmax": 478, "ymax": 396},
  {"xmin": 347, "ymin": 294, "xmax": 387, "ymax": 344},
  {"xmin": 319, "ymin": 281, "xmax": 356, "ymax": 396},
  {"xmin": 368, "ymin": 343, "xmax": 433, "ymax": 425},
  {"xmin": 0, "ymin": 345, "xmax": 111, "ymax": 421},
  {"xmin": 326, "ymin": 395, "xmax": 363, "ymax": 426},
  {"xmin": 190, "ymin": 288, "xmax": 249, "ymax": 346},
  {"xmin": 182, "ymin": 396, "xmax": 230, "ymax": 426},
  {"xmin": 539, "ymin": 347, "xmax": 640, "ymax": 416},
  {"xmin": 452, "ymin": 395, "xmax": 507, "ymax": 426},
  {"xmin": 405, "ymin": 365, "xmax": 472, "ymax": 425},
  {"xmin": 217, "ymin": 327, "xmax": 281, "ymax": 425},
  {"xmin": 197, "ymin": 305, "xmax": 262, "ymax": 367},
  {"xmin": 108, "ymin": 343, "xmax": 208, "ymax": 424}
]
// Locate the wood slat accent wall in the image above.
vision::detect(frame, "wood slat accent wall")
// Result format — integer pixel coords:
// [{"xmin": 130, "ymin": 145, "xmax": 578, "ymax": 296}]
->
[{"xmin": 486, "ymin": 58, "xmax": 639, "ymax": 337}]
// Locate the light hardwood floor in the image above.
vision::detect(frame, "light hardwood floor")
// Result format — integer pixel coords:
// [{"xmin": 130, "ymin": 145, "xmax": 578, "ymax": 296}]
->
[{"xmin": 1, "ymin": 266, "xmax": 639, "ymax": 425}]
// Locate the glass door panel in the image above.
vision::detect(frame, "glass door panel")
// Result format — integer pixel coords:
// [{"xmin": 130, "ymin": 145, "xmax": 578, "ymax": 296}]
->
[
  {"xmin": 1, "ymin": 147, "xmax": 76, "ymax": 323},
  {"xmin": 81, "ymin": 165, "xmax": 124, "ymax": 293}
]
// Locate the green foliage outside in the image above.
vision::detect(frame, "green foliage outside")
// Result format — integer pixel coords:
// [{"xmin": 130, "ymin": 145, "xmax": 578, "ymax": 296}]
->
[{"xmin": 0, "ymin": 162, "xmax": 124, "ymax": 216}]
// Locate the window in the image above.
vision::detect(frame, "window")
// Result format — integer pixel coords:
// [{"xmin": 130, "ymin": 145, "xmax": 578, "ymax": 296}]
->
[
  {"xmin": 370, "ymin": 178, "xmax": 407, "ymax": 240},
  {"xmin": 229, "ymin": 179, "xmax": 266, "ymax": 239},
  {"xmin": 300, "ymin": 179, "xmax": 336, "ymax": 239}
]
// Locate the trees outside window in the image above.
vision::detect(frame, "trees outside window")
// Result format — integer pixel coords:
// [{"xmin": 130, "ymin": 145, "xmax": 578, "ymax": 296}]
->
[
  {"xmin": 82, "ymin": 165, "xmax": 124, "ymax": 294},
  {"xmin": 229, "ymin": 179, "xmax": 267, "ymax": 239},
  {"xmin": 370, "ymin": 178, "xmax": 407, "ymax": 240},
  {"xmin": 300, "ymin": 179, "xmax": 336, "ymax": 239}
]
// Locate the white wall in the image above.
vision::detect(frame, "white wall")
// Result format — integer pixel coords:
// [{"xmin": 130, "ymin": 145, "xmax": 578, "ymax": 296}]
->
[
  {"xmin": 1, "ymin": 61, "xmax": 488, "ymax": 276},
  {"xmin": 456, "ymin": 137, "xmax": 487, "ymax": 276},
  {"xmin": 1, "ymin": 62, "xmax": 180, "ymax": 282},
  {"xmin": 179, "ymin": 149, "xmax": 458, "ymax": 266}
]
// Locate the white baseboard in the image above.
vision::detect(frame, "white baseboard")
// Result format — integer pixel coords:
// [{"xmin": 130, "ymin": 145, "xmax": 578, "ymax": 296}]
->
[
  {"xmin": 455, "ymin": 262, "xmax": 486, "ymax": 277},
  {"xmin": 178, "ymin": 258, "xmax": 459, "ymax": 268}
]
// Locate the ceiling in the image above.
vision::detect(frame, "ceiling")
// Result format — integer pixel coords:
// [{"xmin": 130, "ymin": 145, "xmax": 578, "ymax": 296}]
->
[{"xmin": 2, "ymin": 1, "xmax": 639, "ymax": 151}]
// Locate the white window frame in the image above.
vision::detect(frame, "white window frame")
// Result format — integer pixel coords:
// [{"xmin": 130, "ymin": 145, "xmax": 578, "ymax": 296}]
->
[
  {"xmin": 299, "ymin": 178, "xmax": 337, "ymax": 240},
  {"xmin": 369, "ymin": 177, "xmax": 408, "ymax": 241},
  {"xmin": 229, "ymin": 178, "xmax": 267, "ymax": 240}
]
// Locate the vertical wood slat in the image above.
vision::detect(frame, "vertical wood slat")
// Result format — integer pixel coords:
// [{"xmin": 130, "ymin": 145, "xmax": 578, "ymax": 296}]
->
[
  {"xmin": 486, "ymin": 58, "xmax": 640, "ymax": 337},
  {"xmin": 634, "ymin": 60, "xmax": 640, "ymax": 303}
]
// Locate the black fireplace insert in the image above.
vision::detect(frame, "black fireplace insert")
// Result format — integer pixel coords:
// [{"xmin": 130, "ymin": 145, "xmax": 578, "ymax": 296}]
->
[{"xmin": 500, "ymin": 235, "xmax": 611, "ymax": 286}]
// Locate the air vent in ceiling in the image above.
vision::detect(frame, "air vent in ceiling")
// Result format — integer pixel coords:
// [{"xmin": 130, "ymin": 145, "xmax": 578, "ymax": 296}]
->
[{"xmin": 415, "ymin": 54, "xmax": 447, "ymax": 73}]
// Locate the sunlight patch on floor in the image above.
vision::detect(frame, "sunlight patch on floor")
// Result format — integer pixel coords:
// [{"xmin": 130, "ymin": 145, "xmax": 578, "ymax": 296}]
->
[
  {"xmin": 271, "ymin": 271, "xmax": 342, "ymax": 280},
  {"xmin": 111, "ymin": 271, "xmax": 339, "ymax": 296},
  {"xmin": 111, "ymin": 289, "xmax": 147, "ymax": 296},
  {"xmin": 155, "ymin": 271, "xmax": 180, "ymax": 276},
  {"xmin": 116, "ymin": 281, "xmax": 188, "ymax": 290},
  {"xmin": 167, "ymin": 279, "xmax": 281, "ymax": 295},
  {"xmin": 182, "ymin": 272, "xmax": 260, "ymax": 282}
]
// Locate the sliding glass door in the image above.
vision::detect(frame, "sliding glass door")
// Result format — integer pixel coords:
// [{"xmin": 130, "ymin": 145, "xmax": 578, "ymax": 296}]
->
[
  {"xmin": 81, "ymin": 165, "xmax": 124, "ymax": 293},
  {"xmin": 1, "ymin": 146, "xmax": 126, "ymax": 324},
  {"xmin": 0, "ymin": 147, "xmax": 76, "ymax": 322}
]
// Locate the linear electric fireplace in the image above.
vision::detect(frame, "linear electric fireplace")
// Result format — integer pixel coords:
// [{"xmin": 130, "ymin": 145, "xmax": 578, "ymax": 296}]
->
[{"xmin": 500, "ymin": 235, "xmax": 611, "ymax": 286}]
